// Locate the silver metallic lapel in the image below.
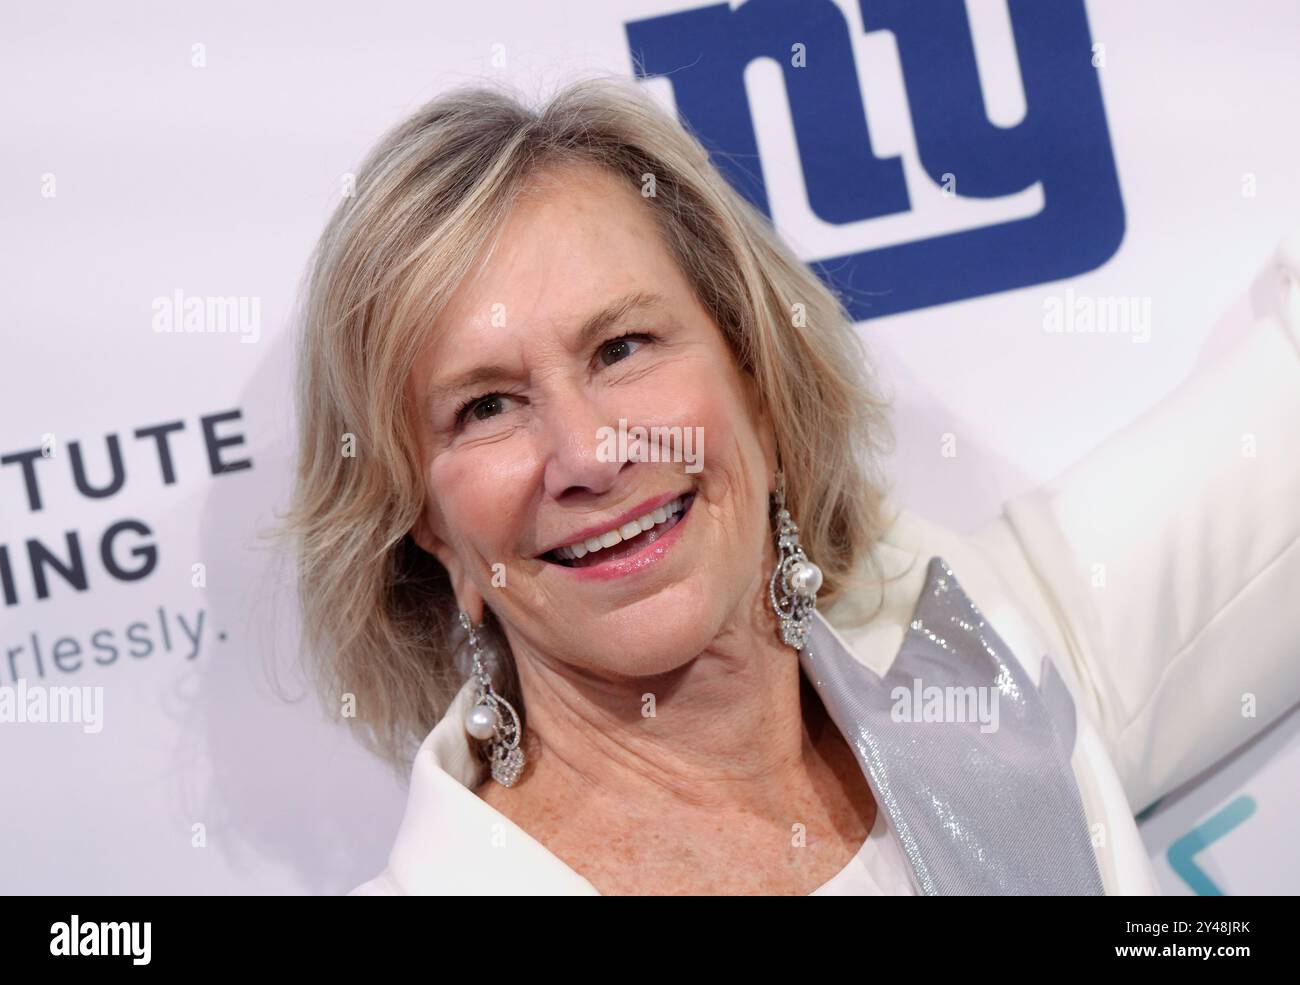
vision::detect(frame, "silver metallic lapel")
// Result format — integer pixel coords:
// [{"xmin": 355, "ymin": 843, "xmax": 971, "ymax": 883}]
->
[{"xmin": 800, "ymin": 555, "xmax": 1105, "ymax": 895}]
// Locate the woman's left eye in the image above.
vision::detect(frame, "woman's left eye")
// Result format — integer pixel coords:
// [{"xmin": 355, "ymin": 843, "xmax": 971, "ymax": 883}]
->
[{"xmin": 597, "ymin": 333, "xmax": 652, "ymax": 367}]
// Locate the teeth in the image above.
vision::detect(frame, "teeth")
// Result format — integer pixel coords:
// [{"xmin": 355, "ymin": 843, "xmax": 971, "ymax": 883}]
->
[{"xmin": 551, "ymin": 495, "xmax": 689, "ymax": 560}]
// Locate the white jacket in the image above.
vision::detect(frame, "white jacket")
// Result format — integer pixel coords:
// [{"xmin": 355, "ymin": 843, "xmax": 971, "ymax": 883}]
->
[{"xmin": 351, "ymin": 232, "xmax": 1300, "ymax": 895}]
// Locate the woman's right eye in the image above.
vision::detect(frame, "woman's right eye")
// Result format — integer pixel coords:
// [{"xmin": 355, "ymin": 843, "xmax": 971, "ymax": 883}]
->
[{"xmin": 456, "ymin": 393, "xmax": 513, "ymax": 427}]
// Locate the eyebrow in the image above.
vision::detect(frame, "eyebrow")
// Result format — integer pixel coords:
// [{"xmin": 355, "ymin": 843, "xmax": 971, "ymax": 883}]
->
[{"xmin": 422, "ymin": 290, "xmax": 666, "ymax": 416}]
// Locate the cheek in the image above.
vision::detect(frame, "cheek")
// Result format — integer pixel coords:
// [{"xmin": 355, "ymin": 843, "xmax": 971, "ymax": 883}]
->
[
  {"xmin": 682, "ymin": 369, "xmax": 765, "ymax": 470},
  {"xmin": 624, "ymin": 359, "xmax": 747, "ymax": 440},
  {"xmin": 428, "ymin": 451, "xmax": 529, "ymax": 555}
]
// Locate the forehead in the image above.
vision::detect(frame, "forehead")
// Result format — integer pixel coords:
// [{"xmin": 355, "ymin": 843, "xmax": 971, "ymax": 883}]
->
[{"xmin": 430, "ymin": 161, "xmax": 688, "ymax": 347}]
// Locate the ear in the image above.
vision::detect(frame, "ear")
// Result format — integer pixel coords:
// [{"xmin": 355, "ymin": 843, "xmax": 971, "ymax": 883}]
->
[
  {"xmin": 760, "ymin": 411, "xmax": 779, "ymax": 495},
  {"xmin": 412, "ymin": 509, "xmax": 486, "ymax": 624},
  {"xmin": 743, "ymin": 376, "xmax": 780, "ymax": 494}
]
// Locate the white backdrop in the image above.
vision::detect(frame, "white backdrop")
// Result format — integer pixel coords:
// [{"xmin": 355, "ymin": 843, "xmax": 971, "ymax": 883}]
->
[{"xmin": 1, "ymin": 0, "xmax": 1297, "ymax": 894}]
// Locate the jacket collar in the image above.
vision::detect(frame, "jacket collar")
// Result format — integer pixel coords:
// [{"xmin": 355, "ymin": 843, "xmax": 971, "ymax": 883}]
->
[
  {"xmin": 386, "ymin": 670, "xmax": 600, "ymax": 894},
  {"xmin": 803, "ymin": 556, "xmax": 1103, "ymax": 894},
  {"xmin": 384, "ymin": 552, "xmax": 1102, "ymax": 895}
]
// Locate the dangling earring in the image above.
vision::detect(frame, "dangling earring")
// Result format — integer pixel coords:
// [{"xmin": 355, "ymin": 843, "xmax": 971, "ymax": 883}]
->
[
  {"xmin": 768, "ymin": 470, "xmax": 823, "ymax": 650},
  {"xmin": 459, "ymin": 611, "xmax": 526, "ymax": 787}
]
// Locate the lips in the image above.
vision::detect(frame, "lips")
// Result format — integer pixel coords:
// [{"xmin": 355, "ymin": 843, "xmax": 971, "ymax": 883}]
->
[{"xmin": 541, "ymin": 493, "xmax": 695, "ymax": 568}]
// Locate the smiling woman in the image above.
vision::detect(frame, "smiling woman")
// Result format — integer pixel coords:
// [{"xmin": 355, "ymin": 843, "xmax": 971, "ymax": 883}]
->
[
  {"xmin": 274, "ymin": 74, "xmax": 1300, "ymax": 896},
  {"xmin": 276, "ymin": 75, "xmax": 900, "ymax": 895}
]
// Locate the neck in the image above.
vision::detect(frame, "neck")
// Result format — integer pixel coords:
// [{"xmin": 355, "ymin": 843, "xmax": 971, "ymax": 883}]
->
[{"xmin": 484, "ymin": 578, "xmax": 837, "ymax": 828}]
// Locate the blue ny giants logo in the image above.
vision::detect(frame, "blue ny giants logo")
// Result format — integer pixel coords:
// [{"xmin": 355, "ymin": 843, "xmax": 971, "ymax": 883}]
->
[{"xmin": 626, "ymin": 0, "xmax": 1125, "ymax": 320}]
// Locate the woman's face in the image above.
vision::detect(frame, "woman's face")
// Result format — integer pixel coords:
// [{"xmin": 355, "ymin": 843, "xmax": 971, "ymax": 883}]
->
[{"xmin": 410, "ymin": 161, "xmax": 778, "ymax": 676}]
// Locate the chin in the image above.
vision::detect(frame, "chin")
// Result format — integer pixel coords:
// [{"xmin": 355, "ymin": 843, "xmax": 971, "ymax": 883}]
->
[{"xmin": 565, "ymin": 577, "xmax": 737, "ymax": 678}]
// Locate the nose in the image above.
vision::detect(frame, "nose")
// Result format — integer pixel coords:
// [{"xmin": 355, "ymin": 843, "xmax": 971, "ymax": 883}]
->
[{"xmin": 538, "ymin": 390, "xmax": 629, "ymax": 502}]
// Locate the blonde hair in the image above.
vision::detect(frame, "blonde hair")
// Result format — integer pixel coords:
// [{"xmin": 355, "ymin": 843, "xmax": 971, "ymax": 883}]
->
[{"xmin": 275, "ymin": 75, "xmax": 898, "ymax": 773}]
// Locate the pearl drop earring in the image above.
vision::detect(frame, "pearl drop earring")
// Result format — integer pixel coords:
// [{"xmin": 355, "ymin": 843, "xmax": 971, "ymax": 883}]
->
[
  {"xmin": 459, "ymin": 611, "xmax": 525, "ymax": 787},
  {"xmin": 768, "ymin": 470, "xmax": 822, "ymax": 650}
]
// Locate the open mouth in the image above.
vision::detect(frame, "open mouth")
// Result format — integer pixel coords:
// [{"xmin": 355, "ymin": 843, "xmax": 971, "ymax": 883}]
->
[{"xmin": 541, "ymin": 492, "xmax": 696, "ymax": 569}]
